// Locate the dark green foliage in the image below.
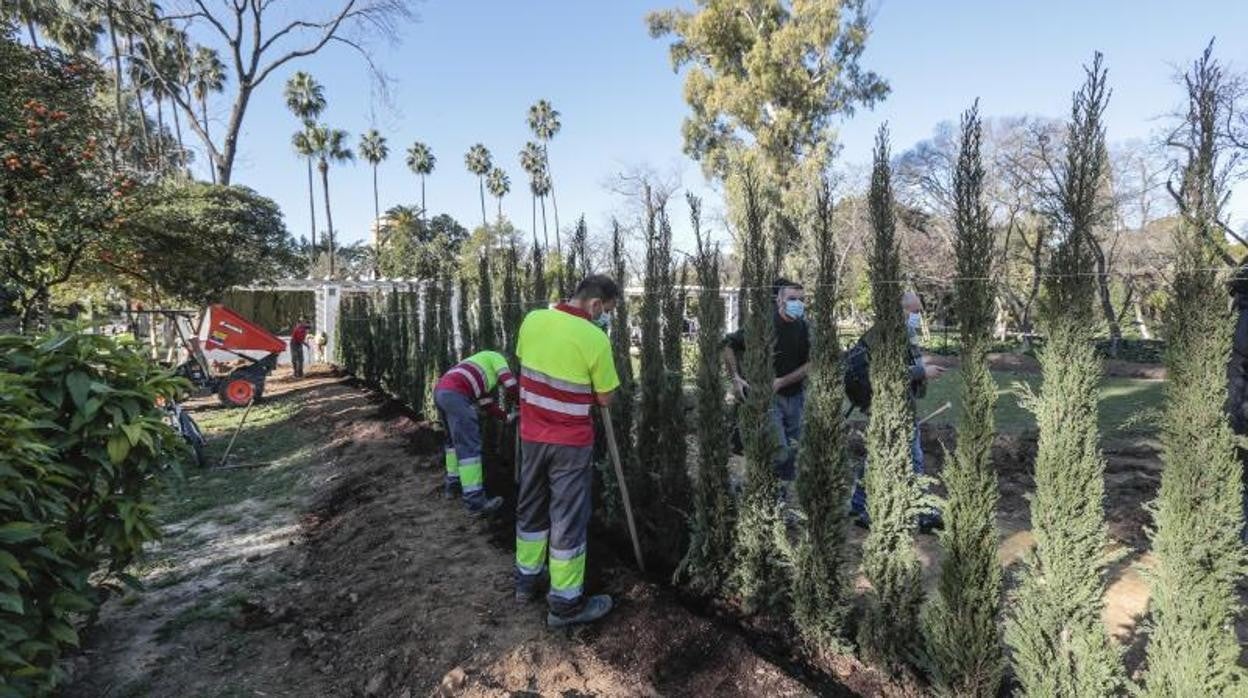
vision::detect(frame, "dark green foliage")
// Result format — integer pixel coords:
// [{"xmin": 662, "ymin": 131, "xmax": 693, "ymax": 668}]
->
[
  {"xmin": 477, "ymin": 251, "xmax": 497, "ymax": 351},
  {"xmin": 792, "ymin": 177, "xmax": 853, "ymax": 651},
  {"xmin": 859, "ymin": 126, "xmax": 925, "ymax": 669},
  {"xmin": 335, "ymin": 287, "xmax": 426, "ymax": 416},
  {"xmin": 730, "ymin": 165, "xmax": 789, "ymax": 613},
  {"xmin": 220, "ymin": 290, "xmax": 315, "ymax": 334},
  {"xmin": 421, "ymin": 279, "xmax": 441, "ymax": 413},
  {"xmin": 567, "ymin": 216, "xmax": 591, "ymax": 281},
  {"xmin": 677, "ymin": 195, "xmax": 736, "ymax": 593},
  {"xmin": 438, "ymin": 271, "xmax": 453, "ymax": 373},
  {"xmin": 1138, "ymin": 47, "xmax": 1247, "ymax": 696},
  {"xmin": 502, "ymin": 242, "xmax": 523, "ymax": 355},
  {"xmin": 922, "ymin": 103, "xmax": 1004, "ymax": 696},
  {"xmin": 1005, "ymin": 55, "xmax": 1122, "ymax": 696},
  {"xmin": 600, "ymin": 220, "xmax": 635, "ymax": 524},
  {"xmin": 635, "ymin": 198, "xmax": 691, "ymax": 572},
  {"xmin": 0, "ymin": 330, "xmax": 183, "ymax": 695},
  {"xmin": 530, "ymin": 241, "xmax": 549, "ymax": 313},
  {"xmin": 457, "ymin": 274, "xmax": 473, "ymax": 358}
]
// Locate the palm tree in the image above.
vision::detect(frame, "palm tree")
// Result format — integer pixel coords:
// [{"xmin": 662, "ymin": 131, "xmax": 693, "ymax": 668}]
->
[
  {"xmin": 520, "ymin": 142, "xmax": 549, "ymax": 248},
  {"xmin": 283, "ymin": 72, "xmax": 326, "ymax": 262},
  {"xmin": 190, "ymin": 47, "xmax": 226, "ymax": 182},
  {"xmin": 358, "ymin": 129, "xmax": 389, "ymax": 277},
  {"xmin": 405, "ymin": 141, "xmax": 435, "ymax": 221},
  {"xmin": 486, "ymin": 167, "xmax": 510, "ymax": 223},
  {"xmin": 464, "ymin": 144, "xmax": 492, "ymax": 229},
  {"xmin": 527, "ymin": 99, "xmax": 562, "ymax": 255},
  {"xmin": 308, "ymin": 125, "xmax": 354, "ymax": 279}
]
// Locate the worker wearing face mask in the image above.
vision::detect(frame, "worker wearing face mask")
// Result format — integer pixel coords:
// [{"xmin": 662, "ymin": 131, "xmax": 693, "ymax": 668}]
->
[
  {"xmin": 848, "ymin": 291, "xmax": 946, "ymax": 532},
  {"xmin": 514, "ymin": 274, "xmax": 621, "ymax": 627},
  {"xmin": 722, "ymin": 278, "xmax": 811, "ymax": 498}
]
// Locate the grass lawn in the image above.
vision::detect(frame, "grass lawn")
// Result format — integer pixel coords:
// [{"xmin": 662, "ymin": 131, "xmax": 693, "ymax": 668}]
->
[{"xmin": 907, "ymin": 367, "xmax": 1164, "ymax": 437}]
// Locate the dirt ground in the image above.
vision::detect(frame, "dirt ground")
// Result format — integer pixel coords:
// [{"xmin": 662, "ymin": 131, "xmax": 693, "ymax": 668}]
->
[{"xmin": 63, "ymin": 364, "xmax": 1217, "ymax": 697}]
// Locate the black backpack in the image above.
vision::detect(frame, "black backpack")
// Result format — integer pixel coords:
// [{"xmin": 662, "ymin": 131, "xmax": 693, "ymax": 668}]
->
[{"xmin": 843, "ymin": 338, "xmax": 872, "ymax": 415}]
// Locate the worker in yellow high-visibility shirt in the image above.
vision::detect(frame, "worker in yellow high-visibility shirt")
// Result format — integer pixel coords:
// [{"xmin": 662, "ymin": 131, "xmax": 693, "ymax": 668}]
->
[
  {"xmin": 514, "ymin": 275, "xmax": 620, "ymax": 627},
  {"xmin": 434, "ymin": 350, "xmax": 518, "ymax": 515}
]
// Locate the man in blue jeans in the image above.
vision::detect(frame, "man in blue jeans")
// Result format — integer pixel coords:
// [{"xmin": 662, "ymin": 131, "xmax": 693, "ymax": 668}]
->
[{"xmin": 723, "ymin": 279, "xmax": 810, "ymax": 501}]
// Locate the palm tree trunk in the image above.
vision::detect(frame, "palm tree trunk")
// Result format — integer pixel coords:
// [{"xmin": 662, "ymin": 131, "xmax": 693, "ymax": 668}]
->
[
  {"xmin": 478, "ymin": 176, "xmax": 488, "ymax": 229},
  {"xmin": 154, "ymin": 95, "xmax": 166, "ymax": 167},
  {"xmin": 27, "ymin": 20, "xmax": 39, "ymax": 48},
  {"xmin": 372, "ymin": 164, "xmax": 381, "ymax": 279},
  {"xmin": 321, "ymin": 163, "xmax": 336, "ymax": 279},
  {"xmin": 171, "ymin": 102, "xmax": 186, "ymax": 171},
  {"xmin": 531, "ymin": 194, "xmax": 537, "ymax": 249},
  {"xmin": 420, "ymin": 175, "xmax": 427, "ymax": 222},
  {"xmin": 105, "ymin": 3, "xmax": 125, "ymax": 165},
  {"xmin": 497, "ymin": 196, "xmax": 502, "ymax": 223},
  {"xmin": 202, "ymin": 99, "xmax": 216, "ymax": 183},
  {"xmin": 306, "ymin": 157, "xmax": 318, "ymax": 271},
  {"xmin": 540, "ymin": 196, "xmax": 549, "ymax": 250},
  {"xmin": 545, "ymin": 148, "xmax": 562, "ymax": 258}
]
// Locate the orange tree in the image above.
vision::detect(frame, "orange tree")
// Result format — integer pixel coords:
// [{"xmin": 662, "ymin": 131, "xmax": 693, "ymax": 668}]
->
[{"xmin": 0, "ymin": 31, "xmax": 134, "ymax": 332}]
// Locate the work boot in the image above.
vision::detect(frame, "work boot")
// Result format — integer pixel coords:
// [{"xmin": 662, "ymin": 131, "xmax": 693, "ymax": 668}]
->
[
  {"xmin": 468, "ymin": 496, "xmax": 504, "ymax": 517},
  {"xmin": 443, "ymin": 479, "xmax": 461, "ymax": 500},
  {"xmin": 547, "ymin": 595, "xmax": 613, "ymax": 628}
]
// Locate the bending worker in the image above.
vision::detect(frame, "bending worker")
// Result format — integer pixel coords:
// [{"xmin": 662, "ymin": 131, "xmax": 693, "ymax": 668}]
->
[
  {"xmin": 514, "ymin": 275, "xmax": 620, "ymax": 627},
  {"xmin": 434, "ymin": 349, "xmax": 518, "ymax": 516}
]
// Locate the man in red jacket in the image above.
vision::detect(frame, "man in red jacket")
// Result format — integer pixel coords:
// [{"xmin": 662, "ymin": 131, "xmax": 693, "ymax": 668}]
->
[{"xmin": 289, "ymin": 317, "xmax": 311, "ymax": 378}]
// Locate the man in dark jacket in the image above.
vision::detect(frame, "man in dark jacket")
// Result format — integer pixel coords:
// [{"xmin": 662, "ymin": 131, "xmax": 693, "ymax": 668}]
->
[{"xmin": 722, "ymin": 279, "xmax": 810, "ymax": 496}]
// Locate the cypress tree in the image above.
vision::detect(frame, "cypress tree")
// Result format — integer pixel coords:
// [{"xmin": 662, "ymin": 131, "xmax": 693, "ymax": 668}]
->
[
  {"xmin": 636, "ymin": 196, "xmax": 669, "ymax": 559},
  {"xmin": 421, "ymin": 277, "xmax": 440, "ymax": 415},
  {"xmin": 677, "ymin": 194, "xmax": 736, "ymax": 592},
  {"xmin": 860, "ymin": 125, "xmax": 926, "ymax": 669},
  {"xmin": 438, "ymin": 269, "xmax": 454, "ymax": 374},
  {"xmin": 730, "ymin": 164, "xmax": 789, "ymax": 613},
  {"xmin": 502, "ymin": 242, "xmax": 523, "ymax": 354},
  {"xmin": 1138, "ymin": 47, "xmax": 1248, "ymax": 696},
  {"xmin": 457, "ymin": 273, "xmax": 474, "ymax": 357},
  {"xmin": 792, "ymin": 175, "xmax": 853, "ymax": 650},
  {"xmin": 601, "ymin": 219, "xmax": 636, "ymax": 524},
  {"xmin": 477, "ymin": 251, "xmax": 497, "ymax": 350},
  {"xmin": 1004, "ymin": 54, "xmax": 1122, "ymax": 696},
  {"xmin": 922, "ymin": 103, "xmax": 1004, "ymax": 695},
  {"xmin": 659, "ymin": 219, "xmax": 691, "ymax": 570}
]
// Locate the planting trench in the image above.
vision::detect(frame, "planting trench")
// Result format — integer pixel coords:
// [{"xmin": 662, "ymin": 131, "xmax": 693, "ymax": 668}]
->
[{"xmin": 63, "ymin": 367, "xmax": 1230, "ymax": 697}]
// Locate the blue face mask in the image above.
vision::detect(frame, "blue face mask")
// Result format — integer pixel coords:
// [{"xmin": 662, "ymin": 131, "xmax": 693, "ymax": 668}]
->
[
  {"xmin": 594, "ymin": 310, "xmax": 612, "ymax": 329},
  {"xmin": 784, "ymin": 299, "xmax": 805, "ymax": 320}
]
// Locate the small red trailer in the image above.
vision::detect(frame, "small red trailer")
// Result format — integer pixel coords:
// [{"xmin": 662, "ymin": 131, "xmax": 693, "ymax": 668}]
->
[{"xmin": 173, "ymin": 304, "xmax": 287, "ymax": 407}]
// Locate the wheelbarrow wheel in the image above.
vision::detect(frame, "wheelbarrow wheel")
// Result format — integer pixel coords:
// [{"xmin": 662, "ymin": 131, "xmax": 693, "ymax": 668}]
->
[{"xmin": 218, "ymin": 377, "xmax": 258, "ymax": 407}]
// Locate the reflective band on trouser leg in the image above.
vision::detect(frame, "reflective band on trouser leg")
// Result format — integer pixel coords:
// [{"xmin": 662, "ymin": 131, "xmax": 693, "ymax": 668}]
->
[
  {"xmin": 444, "ymin": 447, "xmax": 459, "ymax": 479},
  {"xmin": 458, "ymin": 457, "xmax": 484, "ymax": 493},
  {"xmin": 516, "ymin": 528, "xmax": 549, "ymax": 577},
  {"xmin": 548, "ymin": 543, "xmax": 587, "ymax": 601}
]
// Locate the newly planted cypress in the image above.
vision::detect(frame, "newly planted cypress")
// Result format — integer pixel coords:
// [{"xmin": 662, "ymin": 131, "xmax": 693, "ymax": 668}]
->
[
  {"xmin": 421, "ymin": 277, "xmax": 441, "ymax": 414},
  {"xmin": 923, "ymin": 103, "xmax": 1004, "ymax": 695},
  {"xmin": 792, "ymin": 176, "xmax": 853, "ymax": 650},
  {"xmin": 730, "ymin": 165, "xmax": 788, "ymax": 613},
  {"xmin": 1004, "ymin": 55, "xmax": 1122, "ymax": 696},
  {"xmin": 457, "ymin": 273, "xmax": 474, "ymax": 357},
  {"xmin": 860, "ymin": 126, "xmax": 925, "ymax": 669},
  {"xmin": 530, "ymin": 241, "xmax": 548, "ymax": 313},
  {"xmin": 676, "ymin": 195, "xmax": 735, "ymax": 593},
  {"xmin": 477, "ymin": 251, "xmax": 497, "ymax": 350},
  {"xmin": 1138, "ymin": 47, "xmax": 1247, "ymax": 696},
  {"xmin": 502, "ymin": 242, "xmax": 523, "ymax": 354},
  {"xmin": 438, "ymin": 270, "xmax": 454, "ymax": 374},
  {"xmin": 601, "ymin": 219, "xmax": 636, "ymax": 524}
]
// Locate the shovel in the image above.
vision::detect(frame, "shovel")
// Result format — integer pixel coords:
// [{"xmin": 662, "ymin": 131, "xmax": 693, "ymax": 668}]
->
[
  {"xmin": 918, "ymin": 401, "xmax": 953, "ymax": 426},
  {"xmin": 599, "ymin": 406, "xmax": 646, "ymax": 573}
]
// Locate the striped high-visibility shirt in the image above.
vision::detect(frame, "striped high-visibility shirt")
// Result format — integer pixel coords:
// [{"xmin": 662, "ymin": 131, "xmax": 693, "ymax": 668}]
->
[
  {"xmin": 516, "ymin": 303, "xmax": 620, "ymax": 446},
  {"xmin": 435, "ymin": 351, "xmax": 518, "ymax": 414}
]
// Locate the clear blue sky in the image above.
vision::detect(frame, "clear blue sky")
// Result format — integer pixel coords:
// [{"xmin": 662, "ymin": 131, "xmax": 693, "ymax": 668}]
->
[{"xmin": 205, "ymin": 1, "xmax": 1248, "ymax": 252}]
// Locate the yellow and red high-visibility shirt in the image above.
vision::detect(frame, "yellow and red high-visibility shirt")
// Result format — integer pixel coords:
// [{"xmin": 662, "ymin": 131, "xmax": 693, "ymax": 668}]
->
[
  {"xmin": 515, "ymin": 303, "xmax": 620, "ymax": 446},
  {"xmin": 435, "ymin": 351, "xmax": 519, "ymax": 415}
]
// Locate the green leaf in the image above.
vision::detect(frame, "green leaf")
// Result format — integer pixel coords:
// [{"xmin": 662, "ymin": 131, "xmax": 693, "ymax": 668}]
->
[
  {"xmin": 51, "ymin": 590, "xmax": 94, "ymax": 613},
  {"xmin": 46, "ymin": 620, "xmax": 79, "ymax": 646},
  {"xmin": 107, "ymin": 433, "xmax": 131, "ymax": 465},
  {"xmin": 121, "ymin": 422, "xmax": 143, "ymax": 446},
  {"xmin": 37, "ymin": 383, "xmax": 64, "ymax": 409},
  {"xmin": 0, "ymin": 593, "xmax": 22, "ymax": 615},
  {"xmin": 65, "ymin": 371, "xmax": 90, "ymax": 409},
  {"xmin": 0, "ymin": 523, "xmax": 40, "ymax": 544},
  {"xmin": 0, "ymin": 551, "xmax": 27, "ymax": 583}
]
